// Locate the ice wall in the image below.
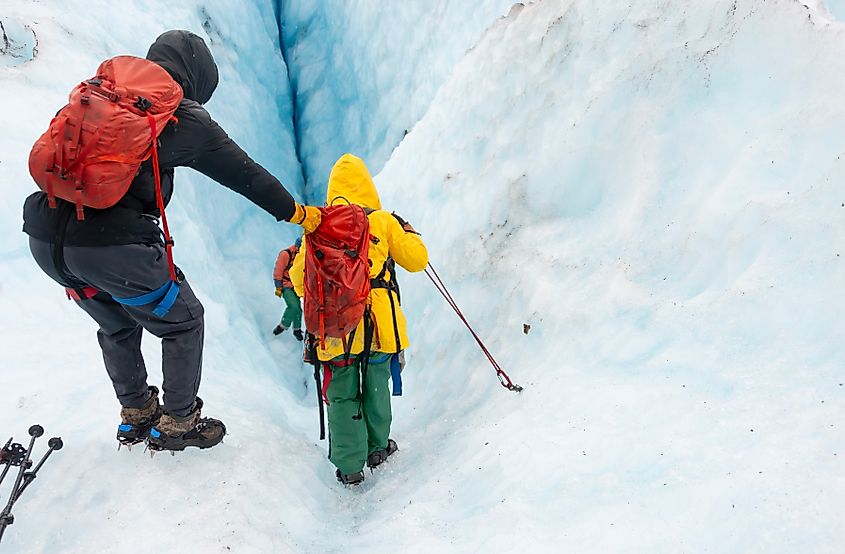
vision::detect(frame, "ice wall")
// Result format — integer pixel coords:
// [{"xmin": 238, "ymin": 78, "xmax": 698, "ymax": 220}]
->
[
  {"xmin": 278, "ymin": 0, "xmax": 516, "ymax": 201},
  {"xmin": 824, "ymin": 0, "xmax": 845, "ymax": 19}
]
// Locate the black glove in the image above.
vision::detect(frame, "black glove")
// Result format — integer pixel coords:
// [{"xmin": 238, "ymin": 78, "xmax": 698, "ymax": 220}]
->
[{"xmin": 391, "ymin": 212, "xmax": 419, "ymax": 235}]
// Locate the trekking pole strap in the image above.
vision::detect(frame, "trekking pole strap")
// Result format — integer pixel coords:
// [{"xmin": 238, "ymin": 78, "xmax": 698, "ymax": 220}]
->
[
  {"xmin": 320, "ymin": 365, "xmax": 333, "ymax": 405},
  {"xmin": 425, "ymin": 263, "xmax": 523, "ymax": 393}
]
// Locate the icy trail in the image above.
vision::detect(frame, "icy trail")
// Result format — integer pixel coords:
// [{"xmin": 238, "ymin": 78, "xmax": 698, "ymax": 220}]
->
[{"xmin": 2, "ymin": 0, "xmax": 845, "ymax": 552}]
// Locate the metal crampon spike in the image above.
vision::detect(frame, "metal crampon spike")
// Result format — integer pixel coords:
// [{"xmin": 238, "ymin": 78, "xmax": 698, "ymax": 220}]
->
[{"xmin": 117, "ymin": 443, "xmax": 122, "ymax": 452}]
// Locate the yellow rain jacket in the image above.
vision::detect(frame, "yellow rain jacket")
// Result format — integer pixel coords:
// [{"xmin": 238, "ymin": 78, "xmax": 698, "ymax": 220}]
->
[{"xmin": 290, "ymin": 154, "xmax": 428, "ymax": 361}]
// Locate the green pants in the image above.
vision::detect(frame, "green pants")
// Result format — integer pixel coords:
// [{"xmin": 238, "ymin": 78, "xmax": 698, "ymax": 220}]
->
[
  {"xmin": 325, "ymin": 353, "xmax": 393, "ymax": 475},
  {"xmin": 280, "ymin": 287, "xmax": 301, "ymax": 330}
]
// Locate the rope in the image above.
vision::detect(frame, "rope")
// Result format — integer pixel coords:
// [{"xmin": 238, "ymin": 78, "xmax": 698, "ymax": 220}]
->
[{"xmin": 425, "ymin": 263, "xmax": 523, "ymax": 393}]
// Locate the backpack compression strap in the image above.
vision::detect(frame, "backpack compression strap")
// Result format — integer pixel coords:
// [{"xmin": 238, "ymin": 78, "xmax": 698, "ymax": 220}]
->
[{"xmin": 284, "ymin": 246, "xmax": 297, "ymax": 272}]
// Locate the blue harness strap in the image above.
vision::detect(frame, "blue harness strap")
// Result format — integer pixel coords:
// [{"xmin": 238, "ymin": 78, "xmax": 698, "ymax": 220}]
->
[
  {"xmin": 366, "ymin": 352, "xmax": 403, "ymax": 396},
  {"xmin": 111, "ymin": 280, "xmax": 181, "ymax": 318},
  {"xmin": 368, "ymin": 353, "xmax": 391, "ymax": 364},
  {"xmin": 390, "ymin": 353, "xmax": 403, "ymax": 396}
]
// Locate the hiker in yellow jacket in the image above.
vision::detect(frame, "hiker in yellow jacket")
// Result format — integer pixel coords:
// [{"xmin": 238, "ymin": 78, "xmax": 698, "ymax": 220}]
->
[{"xmin": 290, "ymin": 153, "xmax": 427, "ymax": 485}]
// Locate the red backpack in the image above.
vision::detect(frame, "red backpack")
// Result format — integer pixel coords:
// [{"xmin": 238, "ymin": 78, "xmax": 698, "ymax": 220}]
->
[
  {"xmin": 303, "ymin": 205, "xmax": 372, "ymax": 348},
  {"xmin": 29, "ymin": 56, "xmax": 183, "ymax": 221}
]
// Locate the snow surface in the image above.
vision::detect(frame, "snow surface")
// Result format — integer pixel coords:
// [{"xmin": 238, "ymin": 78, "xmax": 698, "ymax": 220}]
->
[{"xmin": 2, "ymin": 0, "xmax": 845, "ymax": 552}]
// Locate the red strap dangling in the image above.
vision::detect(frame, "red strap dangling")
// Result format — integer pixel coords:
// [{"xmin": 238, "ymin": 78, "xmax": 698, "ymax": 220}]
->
[
  {"xmin": 146, "ymin": 114, "xmax": 177, "ymax": 282},
  {"xmin": 321, "ymin": 365, "xmax": 332, "ymax": 405}
]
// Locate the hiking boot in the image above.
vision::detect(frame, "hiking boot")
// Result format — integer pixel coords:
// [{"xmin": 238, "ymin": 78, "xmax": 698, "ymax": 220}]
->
[
  {"xmin": 367, "ymin": 439, "xmax": 398, "ymax": 468},
  {"xmin": 293, "ymin": 329, "xmax": 304, "ymax": 341},
  {"xmin": 336, "ymin": 469, "xmax": 365, "ymax": 486},
  {"xmin": 273, "ymin": 325, "xmax": 286, "ymax": 336},
  {"xmin": 146, "ymin": 398, "xmax": 226, "ymax": 452},
  {"xmin": 117, "ymin": 386, "xmax": 162, "ymax": 447}
]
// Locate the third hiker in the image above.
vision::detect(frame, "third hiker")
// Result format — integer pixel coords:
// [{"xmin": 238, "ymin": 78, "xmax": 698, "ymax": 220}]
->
[{"xmin": 272, "ymin": 237, "xmax": 303, "ymax": 340}]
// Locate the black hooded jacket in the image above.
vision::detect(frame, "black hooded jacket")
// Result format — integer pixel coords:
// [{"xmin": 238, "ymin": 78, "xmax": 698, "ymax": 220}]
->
[{"xmin": 23, "ymin": 30, "xmax": 296, "ymax": 246}]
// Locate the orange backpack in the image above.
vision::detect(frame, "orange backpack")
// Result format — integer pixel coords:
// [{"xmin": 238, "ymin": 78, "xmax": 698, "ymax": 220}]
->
[{"xmin": 29, "ymin": 56, "xmax": 183, "ymax": 221}]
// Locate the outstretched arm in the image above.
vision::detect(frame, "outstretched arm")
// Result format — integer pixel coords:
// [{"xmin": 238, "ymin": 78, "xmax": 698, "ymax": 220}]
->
[
  {"xmin": 386, "ymin": 213, "xmax": 428, "ymax": 272},
  {"xmin": 188, "ymin": 115, "xmax": 297, "ymax": 222},
  {"xmin": 157, "ymin": 102, "xmax": 297, "ymax": 222}
]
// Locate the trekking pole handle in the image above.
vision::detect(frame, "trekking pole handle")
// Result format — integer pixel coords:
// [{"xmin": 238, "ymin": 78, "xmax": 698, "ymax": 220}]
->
[{"xmin": 13, "ymin": 437, "xmax": 63, "ymax": 502}]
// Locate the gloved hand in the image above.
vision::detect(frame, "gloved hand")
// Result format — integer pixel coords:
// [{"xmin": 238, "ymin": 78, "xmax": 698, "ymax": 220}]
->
[
  {"xmin": 289, "ymin": 202, "xmax": 321, "ymax": 234},
  {"xmin": 275, "ymin": 287, "xmax": 283, "ymax": 298},
  {"xmin": 398, "ymin": 350, "xmax": 406, "ymax": 373}
]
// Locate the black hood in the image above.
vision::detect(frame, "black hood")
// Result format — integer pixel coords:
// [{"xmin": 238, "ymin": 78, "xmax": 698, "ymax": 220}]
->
[{"xmin": 146, "ymin": 30, "xmax": 218, "ymax": 104}]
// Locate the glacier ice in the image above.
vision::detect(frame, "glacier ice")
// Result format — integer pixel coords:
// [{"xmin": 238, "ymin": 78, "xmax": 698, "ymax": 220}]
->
[{"xmin": 1, "ymin": 0, "xmax": 844, "ymax": 552}]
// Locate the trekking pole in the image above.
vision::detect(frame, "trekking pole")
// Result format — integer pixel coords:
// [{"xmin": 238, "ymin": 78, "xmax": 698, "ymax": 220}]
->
[
  {"xmin": 424, "ymin": 263, "xmax": 523, "ymax": 392},
  {"xmin": 0, "ymin": 439, "xmax": 20, "ymax": 487},
  {"xmin": 13, "ymin": 437, "xmax": 63, "ymax": 502},
  {"xmin": 313, "ymin": 363, "xmax": 326, "ymax": 440},
  {"xmin": 0, "ymin": 425, "xmax": 42, "ymax": 543},
  {"xmin": 307, "ymin": 333, "xmax": 326, "ymax": 440}
]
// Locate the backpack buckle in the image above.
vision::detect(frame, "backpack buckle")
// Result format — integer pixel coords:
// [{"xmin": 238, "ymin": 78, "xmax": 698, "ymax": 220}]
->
[{"xmin": 134, "ymin": 96, "xmax": 153, "ymax": 112}]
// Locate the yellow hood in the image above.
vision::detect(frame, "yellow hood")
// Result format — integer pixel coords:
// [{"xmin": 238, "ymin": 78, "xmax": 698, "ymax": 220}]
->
[{"xmin": 325, "ymin": 153, "xmax": 382, "ymax": 210}]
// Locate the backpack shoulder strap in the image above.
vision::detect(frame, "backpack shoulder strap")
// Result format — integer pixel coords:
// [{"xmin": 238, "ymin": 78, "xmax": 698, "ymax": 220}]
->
[{"xmin": 284, "ymin": 245, "xmax": 297, "ymax": 271}]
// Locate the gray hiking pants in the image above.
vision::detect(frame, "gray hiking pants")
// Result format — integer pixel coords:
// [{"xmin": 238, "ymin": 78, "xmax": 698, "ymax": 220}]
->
[{"xmin": 29, "ymin": 237, "xmax": 204, "ymax": 417}]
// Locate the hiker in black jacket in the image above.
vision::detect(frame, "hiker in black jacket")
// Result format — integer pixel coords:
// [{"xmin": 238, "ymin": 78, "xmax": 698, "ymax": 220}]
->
[{"xmin": 22, "ymin": 30, "xmax": 320, "ymax": 452}]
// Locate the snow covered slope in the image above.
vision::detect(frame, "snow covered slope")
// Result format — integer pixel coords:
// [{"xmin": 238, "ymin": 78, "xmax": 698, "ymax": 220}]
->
[
  {"xmin": 2, "ymin": 0, "xmax": 845, "ymax": 552},
  {"xmin": 375, "ymin": 1, "xmax": 845, "ymax": 551}
]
